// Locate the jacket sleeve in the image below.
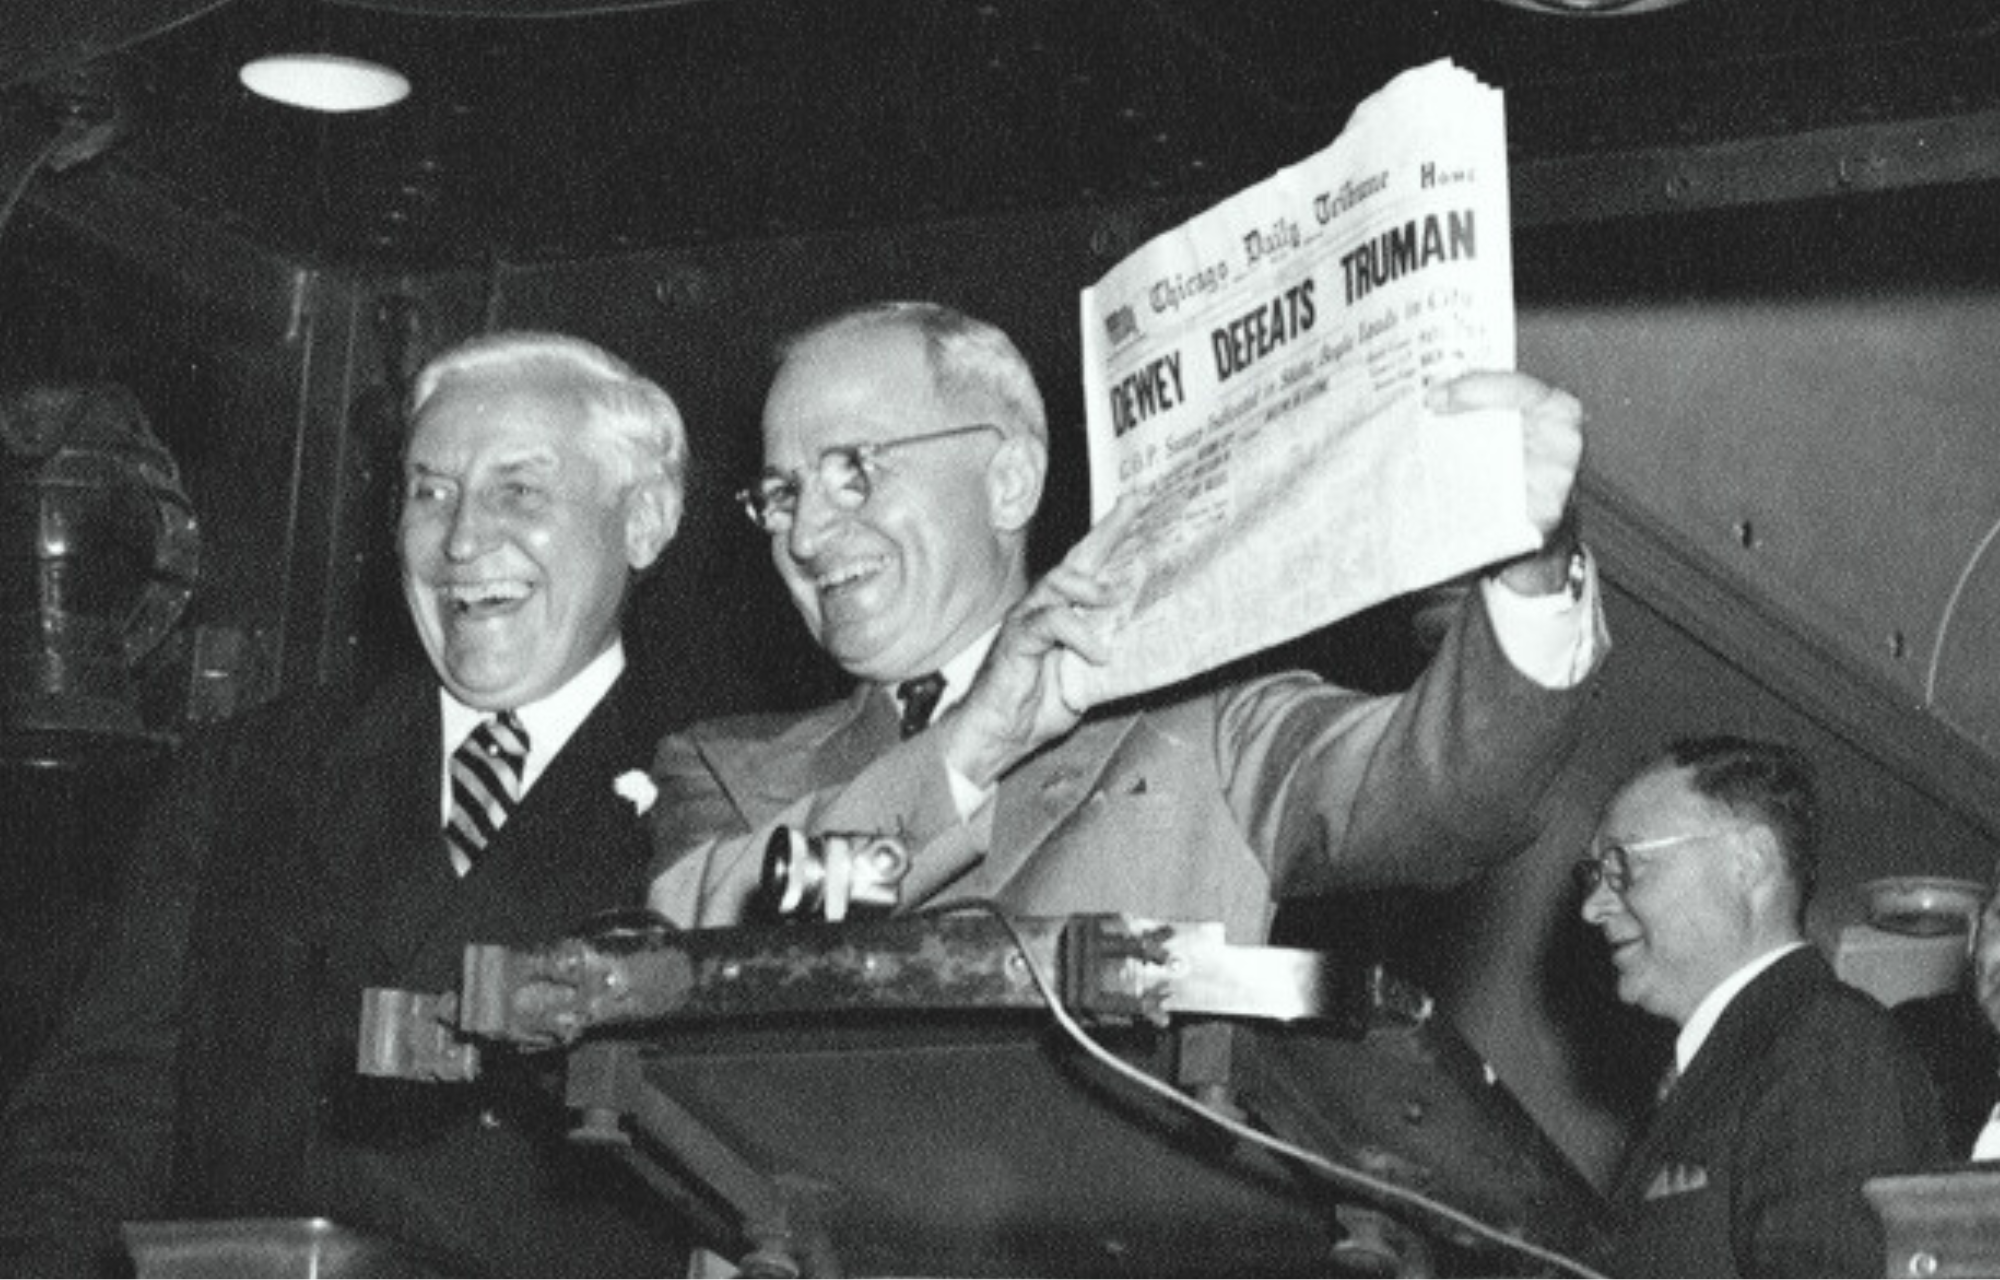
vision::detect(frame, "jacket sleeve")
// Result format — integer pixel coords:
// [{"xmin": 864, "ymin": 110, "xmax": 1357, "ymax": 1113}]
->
[
  {"xmin": 1732, "ymin": 995, "xmax": 1948, "ymax": 1277},
  {"xmin": 1221, "ymin": 585, "xmax": 1600, "ymax": 898},
  {"xmin": 0, "ymin": 735, "xmax": 222, "ymax": 1276}
]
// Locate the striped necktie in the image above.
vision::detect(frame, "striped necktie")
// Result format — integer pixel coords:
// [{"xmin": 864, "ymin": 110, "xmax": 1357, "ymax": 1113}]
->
[{"xmin": 445, "ymin": 711, "xmax": 529, "ymax": 874}]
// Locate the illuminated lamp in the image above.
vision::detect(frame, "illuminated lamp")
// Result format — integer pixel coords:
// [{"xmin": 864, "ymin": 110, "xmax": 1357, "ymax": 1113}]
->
[
  {"xmin": 1487, "ymin": 0, "xmax": 1699, "ymax": 13},
  {"xmin": 238, "ymin": 53, "xmax": 409, "ymax": 112}
]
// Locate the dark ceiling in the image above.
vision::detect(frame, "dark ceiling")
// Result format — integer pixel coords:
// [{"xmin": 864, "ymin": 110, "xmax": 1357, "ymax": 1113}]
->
[{"xmin": 4, "ymin": 0, "xmax": 2000, "ymax": 272}]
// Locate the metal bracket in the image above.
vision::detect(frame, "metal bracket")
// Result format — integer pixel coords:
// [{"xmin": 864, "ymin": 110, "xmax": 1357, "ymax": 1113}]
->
[{"xmin": 355, "ymin": 987, "xmax": 478, "ymax": 1083}]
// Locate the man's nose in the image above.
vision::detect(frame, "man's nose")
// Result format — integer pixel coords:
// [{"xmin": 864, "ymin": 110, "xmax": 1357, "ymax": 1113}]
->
[
  {"xmin": 445, "ymin": 495, "xmax": 495, "ymax": 560},
  {"xmin": 1580, "ymin": 875, "xmax": 1620, "ymax": 925},
  {"xmin": 785, "ymin": 482, "xmax": 849, "ymax": 560}
]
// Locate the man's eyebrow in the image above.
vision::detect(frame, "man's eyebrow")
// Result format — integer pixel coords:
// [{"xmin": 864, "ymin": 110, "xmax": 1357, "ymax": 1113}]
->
[
  {"xmin": 406, "ymin": 448, "xmax": 562, "ymax": 480},
  {"xmin": 471, "ymin": 449, "xmax": 562, "ymax": 484}
]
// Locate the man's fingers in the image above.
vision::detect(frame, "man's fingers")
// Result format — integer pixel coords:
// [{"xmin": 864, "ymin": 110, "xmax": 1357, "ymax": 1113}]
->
[
  {"xmin": 1518, "ymin": 385, "xmax": 1584, "ymax": 534},
  {"xmin": 1030, "ymin": 562, "xmax": 1119, "ymax": 610},
  {"xmin": 1523, "ymin": 390, "xmax": 1585, "ymax": 449},
  {"xmin": 1428, "ymin": 370, "xmax": 1584, "ymax": 537},
  {"xmin": 1428, "ymin": 370, "xmax": 1584, "ymax": 428},
  {"xmin": 1021, "ymin": 495, "xmax": 1144, "ymax": 614},
  {"xmin": 1428, "ymin": 368, "xmax": 1534, "ymax": 412},
  {"xmin": 1028, "ymin": 598, "xmax": 1119, "ymax": 665},
  {"xmin": 992, "ymin": 493, "xmax": 1142, "ymax": 682},
  {"xmin": 1065, "ymin": 493, "xmax": 1143, "ymax": 578}
]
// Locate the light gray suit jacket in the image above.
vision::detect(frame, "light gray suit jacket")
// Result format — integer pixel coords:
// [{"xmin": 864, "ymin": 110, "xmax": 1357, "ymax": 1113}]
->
[{"xmin": 649, "ymin": 593, "xmax": 1595, "ymax": 942}]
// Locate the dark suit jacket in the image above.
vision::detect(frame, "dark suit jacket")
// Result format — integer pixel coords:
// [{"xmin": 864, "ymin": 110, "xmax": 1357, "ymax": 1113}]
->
[
  {"xmin": 0, "ymin": 665, "xmax": 685, "ymax": 1277},
  {"xmin": 1601, "ymin": 946, "xmax": 1948, "ymax": 1278},
  {"xmin": 1894, "ymin": 981, "xmax": 2000, "ymax": 1159},
  {"xmin": 650, "ymin": 589, "xmax": 1595, "ymax": 940}
]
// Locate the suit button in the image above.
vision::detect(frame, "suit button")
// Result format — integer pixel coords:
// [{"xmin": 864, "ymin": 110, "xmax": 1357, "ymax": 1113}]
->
[{"xmin": 478, "ymin": 1107, "xmax": 502, "ymax": 1130}]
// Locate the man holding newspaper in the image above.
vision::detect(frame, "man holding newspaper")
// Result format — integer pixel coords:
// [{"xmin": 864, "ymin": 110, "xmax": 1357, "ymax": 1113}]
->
[
  {"xmin": 646, "ymin": 62, "xmax": 1604, "ymax": 941},
  {"xmin": 645, "ymin": 297, "xmax": 1605, "ymax": 941}
]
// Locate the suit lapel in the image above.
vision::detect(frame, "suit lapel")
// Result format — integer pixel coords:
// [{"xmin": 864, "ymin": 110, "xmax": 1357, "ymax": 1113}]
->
[
  {"xmin": 1613, "ymin": 946, "xmax": 1821, "ymax": 1207},
  {"xmin": 703, "ymin": 686, "xmax": 894, "ymax": 825},
  {"xmin": 980, "ymin": 712, "xmax": 1142, "ymax": 899},
  {"xmin": 1670, "ymin": 947, "xmax": 1817, "ymax": 1107},
  {"xmin": 694, "ymin": 687, "xmax": 1138, "ymax": 903},
  {"xmin": 814, "ymin": 685, "xmax": 901, "ymax": 784},
  {"xmin": 314, "ymin": 669, "xmax": 448, "ymax": 991},
  {"xmin": 329, "ymin": 674, "xmax": 655, "ymax": 987}
]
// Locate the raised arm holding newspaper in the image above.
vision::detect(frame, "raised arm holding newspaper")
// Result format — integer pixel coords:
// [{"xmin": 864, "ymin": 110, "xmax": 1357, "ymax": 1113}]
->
[{"xmin": 646, "ymin": 62, "xmax": 1608, "ymax": 943}]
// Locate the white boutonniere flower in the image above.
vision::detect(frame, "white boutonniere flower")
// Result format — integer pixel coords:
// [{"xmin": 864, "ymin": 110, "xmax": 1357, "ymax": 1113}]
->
[{"xmin": 613, "ymin": 770, "xmax": 658, "ymax": 817}]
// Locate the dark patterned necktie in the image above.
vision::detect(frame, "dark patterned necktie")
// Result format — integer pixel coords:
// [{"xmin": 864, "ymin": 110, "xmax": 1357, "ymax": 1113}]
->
[
  {"xmin": 895, "ymin": 672, "xmax": 947, "ymax": 739},
  {"xmin": 445, "ymin": 711, "xmax": 529, "ymax": 873}
]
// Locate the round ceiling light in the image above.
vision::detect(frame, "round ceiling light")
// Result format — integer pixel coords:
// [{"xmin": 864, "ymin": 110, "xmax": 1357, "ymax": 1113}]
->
[
  {"xmin": 1487, "ymin": 0, "xmax": 1699, "ymax": 13},
  {"xmin": 239, "ymin": 53, "xmax": 410, "ymax": 112}
]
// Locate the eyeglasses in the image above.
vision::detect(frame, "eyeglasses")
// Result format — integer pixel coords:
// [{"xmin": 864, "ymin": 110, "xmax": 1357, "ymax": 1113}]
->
[
  {"xmin": 738, "ymin": 422, "xmax": 1003, "ymax": 533},
  {"xmin": 1573, "ymin": 827, "xmax": 1746, "ymax": 896}
]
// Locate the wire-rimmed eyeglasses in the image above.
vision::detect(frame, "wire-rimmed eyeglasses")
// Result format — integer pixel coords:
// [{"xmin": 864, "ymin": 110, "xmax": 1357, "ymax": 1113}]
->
[
  {"xmin": 1573, "ymin": 827, "xmax": 1747, "ymax": 896},
  {"xmin": 737, "ymin": 422, "xmax": 1002, "ymax": 533}
]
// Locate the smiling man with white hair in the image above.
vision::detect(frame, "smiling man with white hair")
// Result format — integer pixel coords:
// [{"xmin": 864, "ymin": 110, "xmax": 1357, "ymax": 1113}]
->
[{"xmin": 0, "ymin": 330, "xmax": 697, "ymax": 1276}]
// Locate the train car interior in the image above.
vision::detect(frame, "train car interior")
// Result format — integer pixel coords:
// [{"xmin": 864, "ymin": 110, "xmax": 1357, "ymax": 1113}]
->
[{"xmin": 3, "ymin": 0, "xmax": 2000, "ymax": 1273}]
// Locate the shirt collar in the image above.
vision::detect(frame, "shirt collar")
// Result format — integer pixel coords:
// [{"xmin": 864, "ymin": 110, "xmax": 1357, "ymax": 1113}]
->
[
  {"xmin": 928, "ymin": 624, "xmax": 1000, "ymax": 721},
  {"xmin": 1676, "ymin": 940, "xmax": 1808, "ymax": 1073},
  {"xmin": 439, "ymin": 642, "xmax": 625, "ymax": 790}
]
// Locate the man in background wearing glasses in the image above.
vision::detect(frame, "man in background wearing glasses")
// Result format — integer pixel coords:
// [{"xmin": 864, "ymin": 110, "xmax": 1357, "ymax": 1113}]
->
[
  {"xmin": 648, "ymin": 299, "xmax": 1605, "ymax": 942},
  {"xmin": 1579, "ymin": 734, "xmax": 1945, "ymax": 1277}
]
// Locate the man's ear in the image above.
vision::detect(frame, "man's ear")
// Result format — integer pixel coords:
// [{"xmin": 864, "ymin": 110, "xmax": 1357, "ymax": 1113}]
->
[
  {"xmin": 986, "ymin": 434, "xmax": 1046, "ymax": 534},
  {"xmin": 624, "ymin": 476, "xmax": 683, "ymax": 571},
  {"xmin": 1736, "ymin": 824, "xmax": 1786, "ymax": 894}
]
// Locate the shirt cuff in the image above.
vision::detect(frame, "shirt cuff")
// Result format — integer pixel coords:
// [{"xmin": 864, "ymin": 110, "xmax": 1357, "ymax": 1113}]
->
[{"xmin": 1479, "ymin": 548, "xmax": 1606, "ymax": 689}]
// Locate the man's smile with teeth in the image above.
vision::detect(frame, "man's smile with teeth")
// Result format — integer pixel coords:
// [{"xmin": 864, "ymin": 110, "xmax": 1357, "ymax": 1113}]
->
[
  {"xmin": 815, "ymin": 557, "xmax": 887, "ymax": 592},
  {"xmin": 445, "ymin": 580, "xmax": 532, "ymax": 612}
]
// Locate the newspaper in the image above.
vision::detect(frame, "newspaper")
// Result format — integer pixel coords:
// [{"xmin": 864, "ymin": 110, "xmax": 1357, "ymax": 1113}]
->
[{"xmin": 1064, "ymin": 59, "xmax": 1535, "ymax": 708}]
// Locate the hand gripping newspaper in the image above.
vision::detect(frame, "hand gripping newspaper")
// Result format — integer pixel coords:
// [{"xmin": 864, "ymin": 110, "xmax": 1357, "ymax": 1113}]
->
[{"xmin": 1062, "ymin": 59, "xmax": 1537, "ymax": 708}]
